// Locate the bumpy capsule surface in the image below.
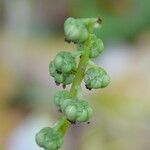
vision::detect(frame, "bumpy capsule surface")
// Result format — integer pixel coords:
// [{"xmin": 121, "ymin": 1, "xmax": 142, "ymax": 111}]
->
[
  {"xmin": 49, "ymin": 61, "xmax": 75, "ymax": 85},
  {"xmin": 35, "ymin": 127, "xmax": 63, "ymax": 150},
  {"xmin": 84, "ymin": 67, "xmax": 110, "ymax": 89},
  {"xmin": 64, "ymin": 17, "xmax": 89, "ymax": 43},
  {"xmin": 54, "ymin": 51, "xmax": 76, "ymax": 73},
  {"xmin": 54, "ymin": 90, "xmax": 70, "ymax": 107},
  {"xmin": 60, "ymin": 98, "xmax": 93, "ymax": 122},
  {"xmin": 77, "ymin": 34, "xmax": 104, "ymax": 58},
  {"xmin": 89, "ymin": 34, "xmax": 104, "ymax": 58},
  {"xmin": 63, "ymin": 74, "xmax": 75, "ymax": 85},
  {"xmin": 54, "ymin": 73, "xmax": 64, "ymax": 84}
]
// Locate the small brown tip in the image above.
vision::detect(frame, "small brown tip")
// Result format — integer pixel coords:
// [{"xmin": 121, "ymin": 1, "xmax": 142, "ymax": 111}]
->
[
  {"xmin": 62, "ymin": 84, "xmax": 66, "ymax": 89},
  {"xmin": 97, "ymin": 17, "xmax": 102, "ymax": 24},
  {"xmin": 67, "ymin": 119, "xmax": 76, "ymax": 124},
  {"xmin": 58, "ymin": 109, "xmax": 62, "ymax": 113},
  {"xmin": 85, "ymin": 85, "xmax": 92, "ymax": 90},
  {"xmin": 65, "ymin": 37, "xmax": 71, "ymax": 43},
  {"xmin": 56, "ymin": 69, "xmax": 62, "ymax": 74},
  {"xmin": 55, "ymin": 81, "xmax": 60, "ymax": 86}
]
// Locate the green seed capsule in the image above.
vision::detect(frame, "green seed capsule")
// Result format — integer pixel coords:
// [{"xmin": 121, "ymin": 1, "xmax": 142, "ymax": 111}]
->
[
  {"xmin": 54, "ymin": 90, "xmax": 70, "ymax": 107},
  {"xmin": 60, "ymin": 98, "xmax": 72, "ymax": 112},
  {"xmin": 35, "ymin": 127, "xmax": 63, "ymax": 150},
  {"xmin": 84, "ymin": 67, "xmax": 110, "ymax": 89},
  {"xmin": 49, "ymin": 61, "xmax": 75, "ymax": 85},
  {"xmin": 54, "ymin": 51, "xmax": 76, "ymax": 73},
  {"xmin": 61, "ymin": 98, "xmax": 93, "ymax": 122},
  {"xmin": 64, "ymin": 17, "xmax": 89, "ymax": 43},
  {"xmin": 89, "ymin": 34, "xmax": 104, "ymax": 58}
]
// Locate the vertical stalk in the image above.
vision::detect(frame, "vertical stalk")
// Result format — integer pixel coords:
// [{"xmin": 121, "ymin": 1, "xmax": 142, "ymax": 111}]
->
[
  {"xmin": 70, "ymin": 36, "xmax": 91, "ymax": 96},
  {"xmin": 57, "ymin": 35, "xmax": 92, "ymax": 135}
]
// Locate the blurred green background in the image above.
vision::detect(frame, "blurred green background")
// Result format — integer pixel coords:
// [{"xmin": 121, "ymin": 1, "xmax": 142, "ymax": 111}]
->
[{"xmin": 0, "ymin": 0, "xmax": 150, "ymax": 150}]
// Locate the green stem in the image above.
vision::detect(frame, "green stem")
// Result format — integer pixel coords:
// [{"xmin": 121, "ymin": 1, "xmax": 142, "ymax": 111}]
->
[
  {"xmin": 70, "ymin": 36, "xmax": 91, "ymax": 96},
  {"xmin": 53, "ymin": 116, "xmax": 68, "ymax": 134},
  {"xmin": 55, "ymin": 35, "xmax": 92, "ymax": 135},
  {"xmin": 76, "ymin": 86, "xmax": 84, "ymax": 100}
]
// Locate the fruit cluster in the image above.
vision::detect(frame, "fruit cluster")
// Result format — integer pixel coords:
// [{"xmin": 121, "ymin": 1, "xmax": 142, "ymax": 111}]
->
[{"xmin": 36, "ymin": 17, "xmax": 110, "ymax": 150}]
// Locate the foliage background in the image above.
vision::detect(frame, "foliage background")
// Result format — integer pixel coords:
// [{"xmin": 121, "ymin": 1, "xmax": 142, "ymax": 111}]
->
[{"xmin": 0, "ymin": 0, "xmax": 150, "ymax": 150}]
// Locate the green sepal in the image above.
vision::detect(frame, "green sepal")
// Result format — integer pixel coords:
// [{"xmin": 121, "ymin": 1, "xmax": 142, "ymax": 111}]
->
[
  {"xmin": 54, "ymin": 73, "xmax": 64, "ymax": 84},
  {"xmin": 89, "ymin": 34, "xmax": 104, "ymax": 58}
]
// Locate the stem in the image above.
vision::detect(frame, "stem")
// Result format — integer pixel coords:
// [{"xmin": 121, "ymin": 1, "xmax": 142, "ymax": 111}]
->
[
  {"xmin": 55, "ymin": 35, "xmax": 92, "ymax": 135},
  {"xmin": 70, "ymin": 37, "xmax": 91, "ymax": 96},
  {"xmin": 53, "ymin": 116, "xmax": 68, "ymax": 135},
  {"xmin": 76, "ymin": 86, "xmax": 84, "ymax": 100}
]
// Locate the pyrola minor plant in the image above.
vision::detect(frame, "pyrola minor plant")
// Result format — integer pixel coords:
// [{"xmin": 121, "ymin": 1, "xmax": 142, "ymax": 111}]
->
[{"xmin": 35, "ymin": 17, "xmax": 110, "ymax": 150}]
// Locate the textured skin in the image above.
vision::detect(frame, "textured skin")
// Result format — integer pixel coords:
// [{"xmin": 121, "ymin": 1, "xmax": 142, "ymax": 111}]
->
[
  {"xmin": 89, "ymin": 34, "xmax": 104, "ymax": 58},
  {"xmin": 54, "ymin": 90, "xmax": 70, "ymax": 107},
  {"xmin": 84, "ymin": 67, "xmax": 110, "ymax": 89},
  {"xmin": 60, "ymin": 98, "xmax": 93, "ymax": 122},
  {"xmin": 64, "ymin": 17, "xmax": 89, "ymax": 43},
  {"xmin": 54, "ymin": 51, "xmax": 76, "ymax": 73},
  {"xmin": 35, "ymin": 127, "xmax": 63, "ymax": 150},
  {"xmin": 49, "ymin": 53, "xmax": 76, "ymax": 85}
]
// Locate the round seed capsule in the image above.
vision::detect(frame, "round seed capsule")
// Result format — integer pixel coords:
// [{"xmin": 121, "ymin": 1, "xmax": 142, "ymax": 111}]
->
[
  {"xmin": 54, "ymin": 73, "xmax": 64, "ymax": 84},
  {"xmin": 54, "ymin": 51, "xmax": 76, "ymax": 73},
  {"xmin": 61, "ymin": 98, "xmax": 93, "ymax": 122},
  {"xmin": 84, "ymin": 67, "xmax": 110, "ymax": 89},
  {"xmin": 35, "ymin": 127, "xmax": 63, "ymax": 150},
  {"xmin": 64, "ymin": 17, "xmax": 89, "ymax": 43},
  {"xmin": 54, "ymin": 90, "xmax": 70, "ymax": 107},
  {"xmin": 89, "ymin": 34, "xmax": 104, "ymax": 58}
]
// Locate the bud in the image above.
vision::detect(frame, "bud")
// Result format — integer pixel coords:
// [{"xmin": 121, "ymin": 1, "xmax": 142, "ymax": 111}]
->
[
  {"xmin": 35, "ymin": 127, "xmax": 63, "ymax": 150},
  {"xmin": 54, "ymin": 90, "xmax": 70, "ymax": 107},
  {"xmin": 64, "ymin": 17, "xmax": 89, "ymax": 43},
  {"xmin": 89, "ymin": 34, "xmax": 104, "ymax": 58},
  {"xmin": 61, "ymin": 98, "xmax": 93, "ymax": 122},
  {"xmin": 84, "ymin": 67, "xmax": 110, "ymax": 89},
  {"xmin": 54, "ymin": 51, "xmax": 76, "ymax": 73}
]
